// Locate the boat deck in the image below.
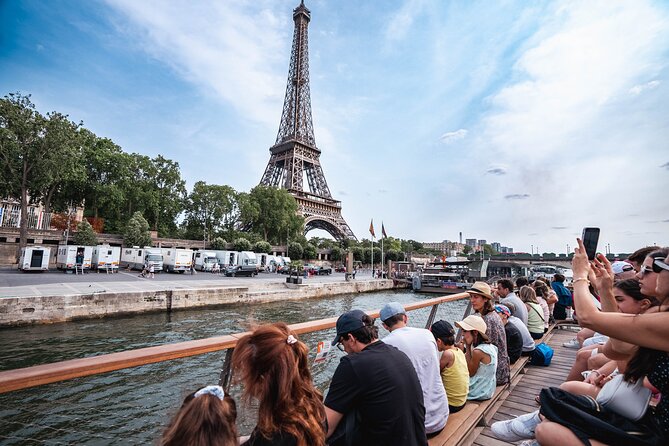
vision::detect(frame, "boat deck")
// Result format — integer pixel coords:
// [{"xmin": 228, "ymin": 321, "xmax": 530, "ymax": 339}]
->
[{"xmin": 471, "ymin": 328, "xmax": 578, "ymax": 446}]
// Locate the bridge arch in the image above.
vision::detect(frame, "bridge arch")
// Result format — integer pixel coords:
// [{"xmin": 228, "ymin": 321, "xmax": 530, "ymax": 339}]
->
[{"xmin": 303, "ymin": 216, "xmax": 348, "ymax": 241}]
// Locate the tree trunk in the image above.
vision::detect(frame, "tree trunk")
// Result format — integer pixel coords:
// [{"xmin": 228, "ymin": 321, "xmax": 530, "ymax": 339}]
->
[{"xmin": 18, "ymin": 160, "xmax": 29, "ymax": 260}]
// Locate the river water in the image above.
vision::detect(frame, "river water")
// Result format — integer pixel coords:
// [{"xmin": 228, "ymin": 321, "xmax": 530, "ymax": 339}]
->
[{"xmin": 0, "ymin": 289, "xmax": 468, "ymax": 445}]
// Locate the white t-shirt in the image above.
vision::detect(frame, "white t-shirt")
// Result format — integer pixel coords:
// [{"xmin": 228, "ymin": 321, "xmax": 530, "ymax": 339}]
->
[
  {"xmin": 508, "ymin": 316, "xmax": 535, "ymax": 352},
  {"xmin": 383, "ymin": 326, "xmax": 449, "ymax": 433}
]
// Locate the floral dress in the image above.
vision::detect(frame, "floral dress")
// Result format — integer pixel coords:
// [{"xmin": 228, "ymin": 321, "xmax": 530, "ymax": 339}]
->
[{"xmin": 479, "ymin": 310, "xmax": 510, "ymax": 385}]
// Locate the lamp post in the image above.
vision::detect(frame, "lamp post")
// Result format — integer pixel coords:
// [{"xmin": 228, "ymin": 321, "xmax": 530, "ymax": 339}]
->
[{"xmin": 531, "ymin": 244, "xmax": 534, "ymax": 255}]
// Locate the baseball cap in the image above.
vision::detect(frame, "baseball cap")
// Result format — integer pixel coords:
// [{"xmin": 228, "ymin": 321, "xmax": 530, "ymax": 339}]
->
[
  {"xmin": 430, "ymin": 320, "xmax": 455, "ymax": 339},
  {"xmin": 332, "ymin": 309, "xmax": 367, "ymax": 345},
  {"xmin": 611, "ymin": 261, "xmax": 634, "ymax": 274},
  {"xmin": 380, "ymin": 301, "xmax": 405, "ymax": 322}
]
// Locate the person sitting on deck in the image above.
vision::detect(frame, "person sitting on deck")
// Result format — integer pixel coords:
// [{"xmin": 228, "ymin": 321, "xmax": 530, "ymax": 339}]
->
[
  {"xmin": 494, "ymin": 304, "xmax": 523, "ymax": 364},
  {"xmin": 232, "ymin": 323, "xmax": 326, "ymax": 446},
  {"xmin": 502, "ymin": 301, "xmax": 536, "ymax": 357},
  {"xmin": 468, "ymin": 281, "xmax": 510, "ymax": 385},
  {"xmin": 455, "ymin": 315, "xmax": 498, "ymax": 401},
  {"xmin": 491, "ymin": 244, "xmax": 669, "ymax": 446},
  {"xmin": 519, "ymin": 286, "xmax": 545, "ymax": 340},
  {"xmin": 496, "ymin": 279, "xmax": 528, "ymax": 326},
  {"xmin": 380, "ymin": 302, "xmax": 449, "ymax": 437},
  {"xmin": 430, "ymin": 320, "xmax": 470, "ymax": 413},
  {"xmin": 532, "ymin": 282, "xmax": 554, "ymax": 333},
  {"xmin": 161, "ymin": 385, "xmax": 238, "ymax": 446},
  {"xmin": 325, "ymin": 309, "xmax": 427, "ymax": 446}
]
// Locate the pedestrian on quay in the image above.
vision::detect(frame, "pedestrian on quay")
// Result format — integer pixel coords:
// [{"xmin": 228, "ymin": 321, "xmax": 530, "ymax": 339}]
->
[{"xmin": 149, "ymin": 263, "xmax": 155, "ymax": 279}]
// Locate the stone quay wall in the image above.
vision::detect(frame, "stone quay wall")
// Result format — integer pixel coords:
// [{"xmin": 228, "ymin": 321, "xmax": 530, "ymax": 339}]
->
[{"xmin": 0, "ymin": 279, "xmax": 397, "ymax": 327}]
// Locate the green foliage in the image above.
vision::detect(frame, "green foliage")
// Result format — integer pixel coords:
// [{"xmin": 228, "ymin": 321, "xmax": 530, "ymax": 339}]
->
[
  {"xmin": 329, "ymin": 246, "xmax": 343, "ymax": 261},
  {"xmin": 253, "ymin": 240, "xmax": 272, "ymax": 253},
  {"xmin": 73, "ymin": 220, "xmax": 98, "ymax": 246},
  {"xmin": 233, "ymin": 237, "xmax": 252, "ymax": 252},
  {"xmin": 385, "ymin": 249, "xmax": 399, "ymax": 261},
  {"xmin": 124, "ymin": 212, "xmax": 152, "ymax": 247},
  {"xmin": 351, "ymin": 246, "xmax": 363, "ymax": 261},
  {"xmin": 287, "ymin": 241, "xmax": 303, "ymax": 260},
  {"xmin": 210, "ymin": 237, "xmax": 227, "ymax": 250},
  {"xmin": 462, "ymin": 245, "xmax": 473, "ymax": 255},
  {"xmin": 241, "ymin": 186, "xmax": 304, "ymax": 244},
  {"xmin": 184, "ymin": 181, "xmax": 239, "ymax": 241},
  {"xmin": 302, "ymin": 243, "xmax": 317, "ymax": 260}
]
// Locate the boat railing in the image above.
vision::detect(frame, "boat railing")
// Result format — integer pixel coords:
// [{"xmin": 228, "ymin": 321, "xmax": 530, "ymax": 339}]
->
[{"xmin": 0, "ymin": 292, "xmax": 473, "ymax": 395}]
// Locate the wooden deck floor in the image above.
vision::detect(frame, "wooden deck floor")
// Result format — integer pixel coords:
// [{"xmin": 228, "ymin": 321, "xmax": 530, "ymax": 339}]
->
[{"xmin": 471, "ymin": 328, "xmax": 579, "ymax": 446}]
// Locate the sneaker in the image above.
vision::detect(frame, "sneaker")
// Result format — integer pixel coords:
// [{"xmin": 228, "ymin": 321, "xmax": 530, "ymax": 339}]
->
[
  {"xmin": 490, "ymin": 410, "xmax": 540, "ymax": 441},
  {"xmin": 562, "ymin": 338, "xmax": 581, "ymax": 349},
  {"xmin": 519, "ymin": 441, "xmax": 540, "ymax": 446}
]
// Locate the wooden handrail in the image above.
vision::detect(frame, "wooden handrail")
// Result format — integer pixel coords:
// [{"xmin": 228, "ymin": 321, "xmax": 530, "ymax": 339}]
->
[{"xmin": 0, "ymin": 292, "xmax": 470, "ymax": 394}]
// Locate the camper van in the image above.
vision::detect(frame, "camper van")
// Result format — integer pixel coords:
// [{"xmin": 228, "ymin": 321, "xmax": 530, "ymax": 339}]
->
[
  {"xmin": 215, "ymin": 250, "xmax": 238, "ymax": 268},
  {"xmin": 257, "ymin": 253, "xmax": 269, "ymax": 272},
  {"xmin": 56, "ymin": 245, "xmax": 93, "ymax": 271},
  {"xmin": 91, "ymin": 245, "xmax": 121, "ymax": 271},
  {"xmin": 225, "ymin": 251, "xmax": 258, "ymax": 277},
  {"xmin": 162, "ymin": 248, "xmax": 193, "ymax": 273},
  {"xmin": 193, "ymin": 250, "xmax": 218, "ymax": 271},
  {"xmin": 120, "ymin": 247, "xmax": 164, "ymax": 271},
  {"xmin": 19, "ymin": 246, "xmax": 51, "ymax": 272}
]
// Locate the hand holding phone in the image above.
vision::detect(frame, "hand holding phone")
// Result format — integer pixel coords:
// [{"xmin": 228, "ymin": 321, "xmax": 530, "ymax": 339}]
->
[{"xmin": 581, "ymin": 227, "xmax": 600, "ymax": 261}]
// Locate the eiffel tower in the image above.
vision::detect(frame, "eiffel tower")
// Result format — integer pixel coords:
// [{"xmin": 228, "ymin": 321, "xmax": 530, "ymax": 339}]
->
[{"xmin": 259, "ymin": 1, "xmax": 356, "ymax": 241}]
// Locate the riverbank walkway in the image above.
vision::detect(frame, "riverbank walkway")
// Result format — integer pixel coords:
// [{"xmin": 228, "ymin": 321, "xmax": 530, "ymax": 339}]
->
[{"xmin": 429, "ymin": 326, "xmax": 578, "ymax": 446}]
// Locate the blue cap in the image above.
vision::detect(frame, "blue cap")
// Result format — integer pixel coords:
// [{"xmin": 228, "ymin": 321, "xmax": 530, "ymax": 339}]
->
[
  {"xmin": 380, "ymin": 302, "xmax": 405, "ymax": 323},
  {"xmin": 332, "ymin": 309, "xmax": 367, "ymax": 345}
]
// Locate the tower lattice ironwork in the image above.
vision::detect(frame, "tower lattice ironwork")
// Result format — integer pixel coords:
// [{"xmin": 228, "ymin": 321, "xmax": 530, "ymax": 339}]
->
[{"xmin": 259, "ymin": 1, "xmax": 356, "ymax": 241}]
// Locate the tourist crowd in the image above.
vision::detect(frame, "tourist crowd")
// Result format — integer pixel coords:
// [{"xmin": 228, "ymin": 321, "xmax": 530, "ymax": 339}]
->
[{"xmin": 158, "ymin": 241, "xmax": 669, "ymax": 446}]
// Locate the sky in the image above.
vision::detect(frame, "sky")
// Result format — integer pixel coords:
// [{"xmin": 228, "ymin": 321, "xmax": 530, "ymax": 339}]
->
[{"xmin": 1, "ymin": 0, "xmax": 668, "ymax": 254}]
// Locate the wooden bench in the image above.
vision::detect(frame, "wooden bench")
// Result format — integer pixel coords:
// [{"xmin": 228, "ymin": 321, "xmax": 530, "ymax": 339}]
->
[{"xmin": 429, "ymin": 325, "xmax": 558, "ymax": 446}]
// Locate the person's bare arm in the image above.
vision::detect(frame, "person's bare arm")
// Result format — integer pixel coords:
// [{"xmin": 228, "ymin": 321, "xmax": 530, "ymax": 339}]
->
[
  {"xmin": 325, "ymin": 406, "xmax": 344, "ymax": 438},
  {"xmin": 573, "ymin": 239, "xmax": 669, "ymax": 352},
  {"xmin": 465, "ymin": 347, "xmax": 485, "ymax": 376},
  {"xmin": 440, "ymin": 349, "xmax": 454, "ymax": 371}
]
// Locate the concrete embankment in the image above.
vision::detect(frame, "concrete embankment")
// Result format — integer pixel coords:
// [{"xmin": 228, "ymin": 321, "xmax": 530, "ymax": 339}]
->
[{"xmin": 0, "ymin": 279, "xmax": 398, "ymax": 327}]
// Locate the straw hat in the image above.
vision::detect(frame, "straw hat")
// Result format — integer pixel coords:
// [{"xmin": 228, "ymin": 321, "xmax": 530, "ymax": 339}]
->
[
  {"xmin": 455, "ymin": 315, "xmax": 489, "ymax": 341},
  {"xmin": 468, "ymin": 281, "xmax": 494, "ymax": 300}
]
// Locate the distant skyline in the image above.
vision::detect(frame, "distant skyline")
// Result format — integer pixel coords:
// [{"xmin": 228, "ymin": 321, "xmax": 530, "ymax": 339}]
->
[{"xmin": 1, "ymin": 0, "xmax": 668, "ymax": 253}]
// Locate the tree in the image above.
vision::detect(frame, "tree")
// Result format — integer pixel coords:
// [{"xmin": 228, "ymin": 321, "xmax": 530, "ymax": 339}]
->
[
  {"xmin": 462, "ymin": 245, "xmax": 473, "ymax": 255},
  {"xmin": 253, "ymin": 241, "xmax": 272, "ymax": 253},
  {"xmin": 124, "ymin": 211, "xmax": 152, "ymax": 247},
  {"xmin": 73, "ymin": 220, "xmax": 98, "ymax": 246},
  {"xmin": 385, "ymin": 249, "xmax": 399, "ymax": 261},
  {"xmin": 287, "ymin": 242, "xmax": 303, "ymax": 260},
  {"xmin": 210, "ymin": 237, "xmax": 227, "ymax": 250},
  {"xmin": 233, "ymin": 237, "xmax": 252, "ymax": 252},
  {"xmin": 143, "ymin": 155, "xmax": 186, "ymax": 237},
  {"xmin": 303, "ymin": 243, "xmax": 317, "ymax": 260},
  {"xmin": 185, "ymin": 181, "xmax": 239, "ymax": 241},
  {"xmin": 241, "ymin": 186, "xmax": 304, "ymax": 244},
  {"xmin": 329, "ymin": 246, "xmax": 343, "ymax": 261}
]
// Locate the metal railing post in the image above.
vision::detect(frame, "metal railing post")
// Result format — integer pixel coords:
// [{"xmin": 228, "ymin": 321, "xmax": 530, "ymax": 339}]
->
[
  {"xmin": 455, "ymin": 301, "xmax": 473, "ymax": 343},
  {"xmin": 424, "ymin": 303, "xmax": 440, "ymax": 329},
  {"xmin": 218, "ymin": 348, "xmax": 235, "ymax": 393}
]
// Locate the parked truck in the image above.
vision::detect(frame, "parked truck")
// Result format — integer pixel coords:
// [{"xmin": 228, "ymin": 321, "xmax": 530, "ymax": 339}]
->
[
  {"xmin": 120, "ymin": 247, "xmax": 164, "ymax": 272},
  {"xmin": 194, "ymin": 250, "xmax": 218, "ymax": 271},
  {"xmin": 225, "ymin": 251, "xmax": 258, "ymax": 277},
  {"xmin": 56, "ymin": 245, "xmax": 93, "ymax": 271},
  {"xmin": 19, "ymin": 246, "xmax": 51, "ymax": 272},
  {"xmin": 91, "ymin": 245, "xmax": 121, "ymax": 271},
  {"xmin": 162, "ymin": 248, "xmax": 194, "ymax": 273},
  {"xmin": 215, "ymin": 250, "xmax": 238, "ymax": 268}
]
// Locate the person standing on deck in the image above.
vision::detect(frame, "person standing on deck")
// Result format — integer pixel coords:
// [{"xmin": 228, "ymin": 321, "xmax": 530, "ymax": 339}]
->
[
  {"xmin": 380, "ymin": 302, "xmax": 449, "ymax": 438},
  {"xmin": 497, "ymin": 279, "xmax": 528, "ymax": 326},
  {"xmin": 325, "ymin": 309, "xmax": 427, "ymax": 446},
  {"xmin": 466, "ymin": 281, "xmax": 510, "ymax": 385}
]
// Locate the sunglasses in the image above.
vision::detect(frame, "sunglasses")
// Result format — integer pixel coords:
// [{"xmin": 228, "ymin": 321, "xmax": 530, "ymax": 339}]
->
[{"xmin": 639, "ymin": 261, "xmax": 665, "ymax": 276}]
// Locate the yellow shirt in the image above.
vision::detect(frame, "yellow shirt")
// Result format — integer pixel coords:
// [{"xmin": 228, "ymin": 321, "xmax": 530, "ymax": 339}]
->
[{"xmin": 440, "ymin": 348, "xmax": 470, "ymax": 408}]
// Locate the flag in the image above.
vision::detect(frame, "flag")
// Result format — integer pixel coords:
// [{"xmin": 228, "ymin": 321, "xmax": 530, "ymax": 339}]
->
[
  {"xmin": 381, "ymin": 222, "xmax": 387, "ymax": 238},
  {"xmin": 369, "ymin": 219, "xmax": 376, "ymax": 238}
]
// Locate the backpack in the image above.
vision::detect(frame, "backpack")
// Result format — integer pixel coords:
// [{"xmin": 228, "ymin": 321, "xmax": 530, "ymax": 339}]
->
[{"xmin": 531, "ymin": 342, "xmax": 554, "ymax": 366}]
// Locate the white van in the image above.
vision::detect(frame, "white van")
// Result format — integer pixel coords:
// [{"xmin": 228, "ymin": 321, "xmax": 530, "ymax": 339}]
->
[
  {"xmin": 225, "ymin": 251, "xmax": 258, "ymax": 277},
  {"xmin": 57, "ymin": 245, "xmax": 93, "ymax": 271},
  {"xmin": 120, "ymin": 247, "xmax": 164, "ymax": 271},
  {"xmin": 91, "ymin": 245, "xmax": 121, "ymax": 271},
  {"xmin": 162, "ymin": 248, "xmax": 194, "ymax": 273},
  {"xmin": 19, "ymin": 246, "xmax": 51, "ymax": 272},
  {"xmin": 194, "ymin": 250, "xmax": 218, "ymax": 271},
  {"xmin": 215, "ymin": 250, "xmax": 238, "ymax": 268}
]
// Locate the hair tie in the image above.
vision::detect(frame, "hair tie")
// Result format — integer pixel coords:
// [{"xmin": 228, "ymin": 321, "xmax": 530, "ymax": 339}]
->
[
  {"xmin": 287, "ymin": 334, "xmax": 297, "ymax": 345},
  {"xmin": 194, "ymin": 385, "xmax": 225, "ymax": 400}
]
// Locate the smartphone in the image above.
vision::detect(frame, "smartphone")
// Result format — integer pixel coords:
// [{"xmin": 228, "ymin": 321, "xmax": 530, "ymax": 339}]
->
[{"xmin": 581, "ymin": 227, "xmax": 600, "ymax": 260}]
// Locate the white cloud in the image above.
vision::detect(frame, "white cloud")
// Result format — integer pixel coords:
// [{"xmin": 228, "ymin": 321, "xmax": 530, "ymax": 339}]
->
[
  {"xmin": 104, "ymin": 0, "xmax": 288, "ymax": 128},
  {"xmin": 440, "ymin": 128, "xmax": 468, "ymax": 143},
  {"xmin": 629, "ymin": 80, "xmax": 660, "ymax": 95}
]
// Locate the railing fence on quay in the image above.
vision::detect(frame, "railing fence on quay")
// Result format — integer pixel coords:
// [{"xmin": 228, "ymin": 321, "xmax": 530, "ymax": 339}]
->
[{"xmin": 0, "ymin": 292, "xmax": 474, "ymax": 444}]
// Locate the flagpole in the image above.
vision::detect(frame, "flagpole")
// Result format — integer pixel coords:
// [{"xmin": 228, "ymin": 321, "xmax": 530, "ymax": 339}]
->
[
  {"xmin": 381, "ymin": 236, "xmax": 384, "ymax": 278},
  {"xmin": 371, "ymin": 236, "xmax": 374, "ymax": 277}
]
